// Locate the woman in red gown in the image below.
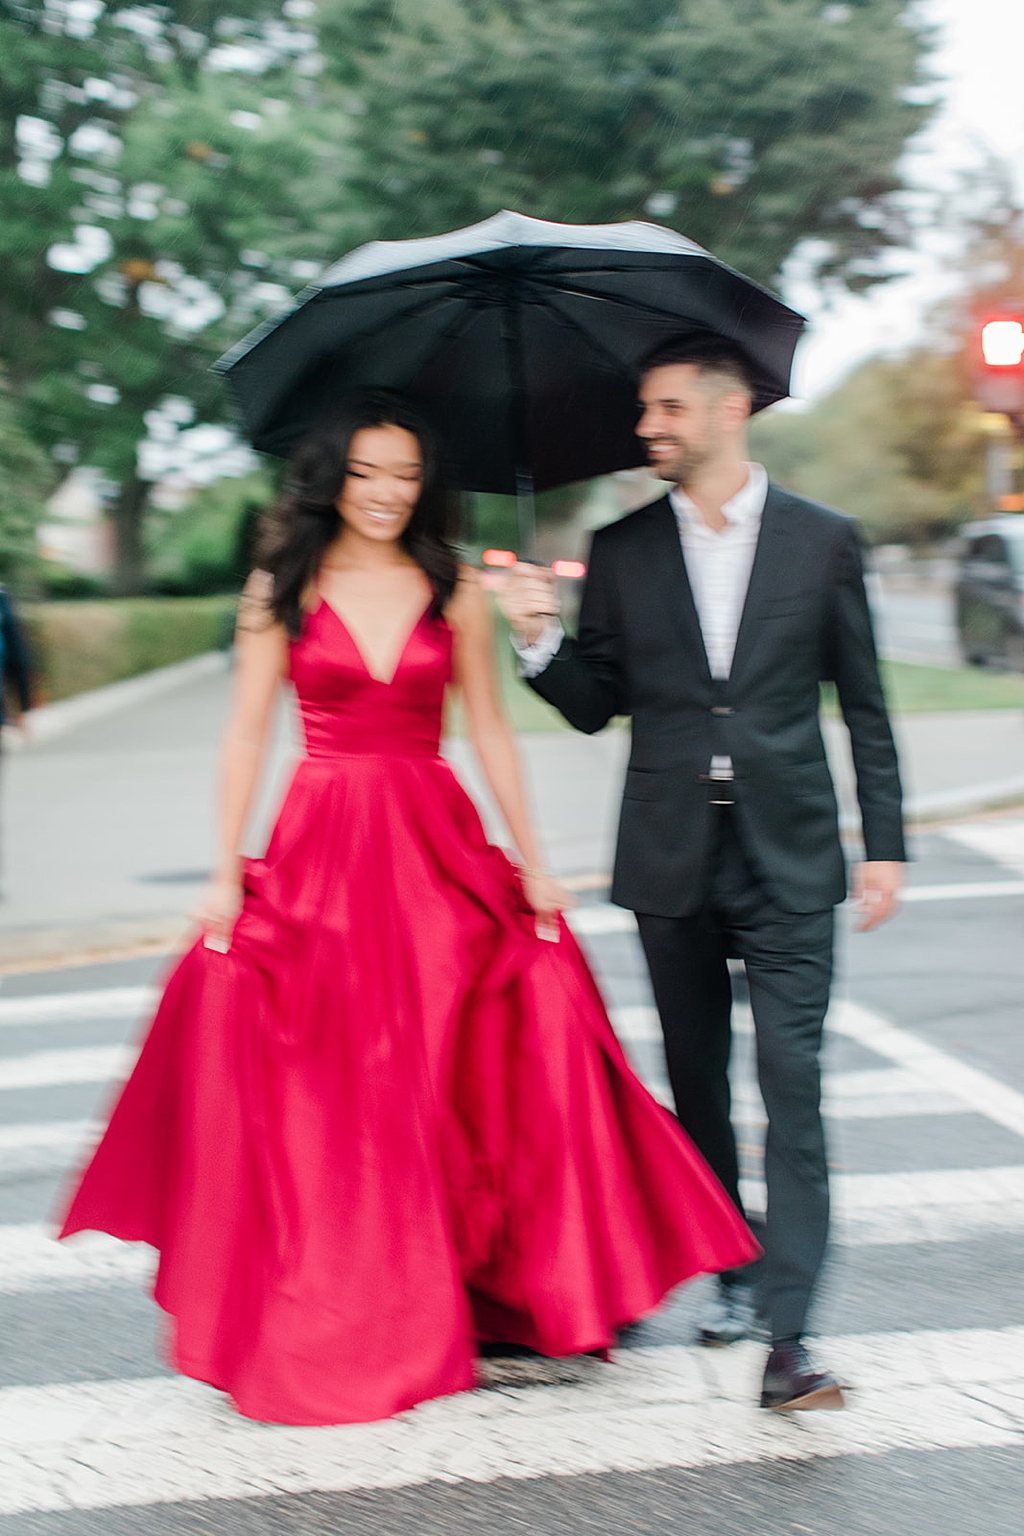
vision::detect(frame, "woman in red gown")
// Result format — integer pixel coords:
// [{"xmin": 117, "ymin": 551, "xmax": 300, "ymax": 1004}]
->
[{"xmin": 59, "ymin": 393, "xmax": 756, "ymax": 1426}]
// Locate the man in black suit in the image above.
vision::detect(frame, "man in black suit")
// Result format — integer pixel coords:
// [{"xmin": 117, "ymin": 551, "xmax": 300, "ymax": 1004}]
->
[{"xmin": 500, "ymin": 336, "xmax": 905, "ymax": 1411}]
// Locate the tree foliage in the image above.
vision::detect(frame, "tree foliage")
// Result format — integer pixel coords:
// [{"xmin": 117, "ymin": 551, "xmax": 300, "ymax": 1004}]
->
[
  {"xmin": 1, "ymin": 0, "xmax": 934, "ymax": 591},
  {"xmin": 749, "ymin": 351, "xmax": 987, "ymax": 542},
  {"xmin": 1, "ymin": 0, "xmax": 359, "ymax": 590},
  {"xmin": 0, "ymin": 372, "xmax": 50, "ymax": 590},
  {"xmin": 321, "ymin": 0, "xmax": 932, "ymax": 289}
]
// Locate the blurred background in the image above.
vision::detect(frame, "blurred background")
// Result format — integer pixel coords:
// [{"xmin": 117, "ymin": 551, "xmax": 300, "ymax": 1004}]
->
[{"xmin": 2, "ymin": 0, "xmax": 1024, "ymax": 716}]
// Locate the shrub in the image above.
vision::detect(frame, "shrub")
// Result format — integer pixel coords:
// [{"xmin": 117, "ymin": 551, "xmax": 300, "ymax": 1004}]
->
[{"xmin": 22, "ymin": 595, "xmax": 237, "ymax": 704}]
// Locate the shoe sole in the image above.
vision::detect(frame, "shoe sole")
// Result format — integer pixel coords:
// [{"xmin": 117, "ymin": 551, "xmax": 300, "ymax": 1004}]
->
[{"xmin": 764, "ymin": 1383, "xmax": 846, "ymax": 1412}]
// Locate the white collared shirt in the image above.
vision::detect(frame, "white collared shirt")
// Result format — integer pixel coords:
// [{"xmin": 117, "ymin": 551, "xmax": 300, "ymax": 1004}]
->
[
  {"xmin": 513, "ymin": 464, "xmax": 768, "ymax": 779},
  {"xmin": 669, "ymin": 462, "xmax": 767, "ymax": 680}
]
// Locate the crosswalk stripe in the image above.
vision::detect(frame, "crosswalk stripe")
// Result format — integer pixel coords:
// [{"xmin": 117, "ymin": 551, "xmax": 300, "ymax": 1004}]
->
[
  {"xmin": 6, "ymin": 1165, "xmax": 1023, "ymax": 1296},
  {"xmin": 0, "ymin": 1045, "xmax": 134, "ymax": 1092},
  {"xmin": 0, "ymin": 987, "xmax": 156, "ymax": 1029},
  {"xmin": 0, "ymin": 1120, "xmax": 97, "ymax": 1178},
  {"xmin": 1, "ymin": 1327, "xmax": 1021, "ymax": 1515},
  {"xmin": 831, "ymin": 1000, "xmax": 1024, "ymax": 1142}
]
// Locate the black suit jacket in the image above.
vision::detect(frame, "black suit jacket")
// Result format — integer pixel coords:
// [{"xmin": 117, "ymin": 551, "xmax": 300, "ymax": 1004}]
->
[{"xmin": 529, "ymin": 487, "xmax": 906, "ymax": 916}]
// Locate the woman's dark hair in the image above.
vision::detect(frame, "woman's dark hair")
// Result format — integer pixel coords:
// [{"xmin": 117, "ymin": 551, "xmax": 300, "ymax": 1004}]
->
[{"xmin": 256, "ymin": 391, "xmax": 460, "ymax": 638}]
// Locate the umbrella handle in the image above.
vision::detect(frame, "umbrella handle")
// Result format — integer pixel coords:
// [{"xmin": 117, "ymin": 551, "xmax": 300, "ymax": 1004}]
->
[{"xmin": 516, "ymin": 468, "xmax": 537, "ymax": 563}]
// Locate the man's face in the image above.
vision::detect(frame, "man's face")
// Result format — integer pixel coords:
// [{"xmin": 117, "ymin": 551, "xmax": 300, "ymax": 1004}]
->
[{"xmin": 636, "ymin": 363, "xmax": 742, "ymax": 485}]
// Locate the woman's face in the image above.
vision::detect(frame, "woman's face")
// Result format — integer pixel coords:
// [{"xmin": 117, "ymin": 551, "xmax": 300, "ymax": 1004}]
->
[{"xmin": 334, "ymin": 424, "xmax": 424, "ymax": 544}]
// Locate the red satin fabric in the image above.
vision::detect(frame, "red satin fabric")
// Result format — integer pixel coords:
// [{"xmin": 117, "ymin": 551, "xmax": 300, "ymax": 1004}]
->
[{"xmin": 59, "ymin": 600, "xmax": 757, "ymax": 1425}]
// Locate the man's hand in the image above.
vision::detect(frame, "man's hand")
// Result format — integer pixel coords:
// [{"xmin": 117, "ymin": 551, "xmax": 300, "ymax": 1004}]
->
[
  {"xmin": 852, "ymin": 861, "xmax": 905, "ymax": 932},
  {"xmin": 495, "ymin": 562, "xmax": 560, "ymax": 647}
]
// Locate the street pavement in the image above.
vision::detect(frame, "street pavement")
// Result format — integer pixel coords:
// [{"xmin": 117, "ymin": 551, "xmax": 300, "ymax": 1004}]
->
[
  {"xmin": 0, "ymin": 821, "xmax": 1023, "ymax": 1532},
  {"xmin": 3, "ymin": 655, "xmax": 1024, "ymax": 964},
  {"xmin": 2, "ymin": 685, "xmax": 1024, "ymax": 1530},
  {"xmin": 1, "ymin": 576, "xmax": 1023, "ymax": 1532},
  {"xmin": 869, "ymin": 576, "xmax": 961, "ymax": 669}
]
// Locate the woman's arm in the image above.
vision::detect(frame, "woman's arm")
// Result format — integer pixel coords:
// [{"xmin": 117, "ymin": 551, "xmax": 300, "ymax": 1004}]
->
[
  {"xmin": 193, "ymin": 572, "xmax": 289, "ymax": 947},
  {"xmin": 449, "ymin": 568, "xmax": 572, "ymax": 939}
]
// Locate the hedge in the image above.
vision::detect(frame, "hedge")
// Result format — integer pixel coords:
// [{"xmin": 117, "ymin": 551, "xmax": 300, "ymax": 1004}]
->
[{"xmin": 22, "ymin": 595, "xmax": 238, "ymax": 705}]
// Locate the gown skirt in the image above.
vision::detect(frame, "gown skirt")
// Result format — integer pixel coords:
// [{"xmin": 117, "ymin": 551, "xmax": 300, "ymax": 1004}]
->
[{"xmin": 59, "ymin": 601, "xmax": 758, "ymax": 1426}]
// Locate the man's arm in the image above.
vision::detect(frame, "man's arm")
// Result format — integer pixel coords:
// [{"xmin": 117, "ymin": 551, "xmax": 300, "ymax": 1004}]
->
[
  {"xmin": 825, "ymin": 520, "xmax": 906, "ymax": 927},
  {"xmin": 502, "ymin": 532, "xmax": 624, "ymax": 735}
]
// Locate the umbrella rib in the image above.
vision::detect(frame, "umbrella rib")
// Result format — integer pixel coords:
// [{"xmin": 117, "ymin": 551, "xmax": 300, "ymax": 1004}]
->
[
  {"xmin": 524, "ymin": 269, "xmax": 769, "ymax": 332},
  {"xmin": 527, "ymin": 287, "xmax": 650, "ymax": 382}
]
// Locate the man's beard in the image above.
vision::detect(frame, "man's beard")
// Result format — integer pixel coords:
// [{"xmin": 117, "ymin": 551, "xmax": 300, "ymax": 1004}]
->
[{"xmin": 646, "ymin": 439, "xmax": 710, "ymax": 485}]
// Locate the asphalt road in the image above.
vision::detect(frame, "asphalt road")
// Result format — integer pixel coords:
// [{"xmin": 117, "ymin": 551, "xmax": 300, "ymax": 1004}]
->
[
  {"xmin": 1, "ymin": 817, "xmax": 1023, "ymax": 1534},
  {"xmin": 869, "ymin": 581, "xmax": 961, "ymax": 668}
]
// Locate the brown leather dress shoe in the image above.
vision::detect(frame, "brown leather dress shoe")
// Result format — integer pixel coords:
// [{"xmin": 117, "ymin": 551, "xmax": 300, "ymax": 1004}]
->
[{"xmin": 760, "ymin": 1342, "xmax": 846, "ymax": 1411}]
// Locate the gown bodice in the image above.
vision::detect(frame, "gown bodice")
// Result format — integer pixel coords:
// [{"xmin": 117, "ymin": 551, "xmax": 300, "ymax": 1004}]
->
[{"xmin": 290, "ymin": 599, "xmax": 452, "ymax": 760}]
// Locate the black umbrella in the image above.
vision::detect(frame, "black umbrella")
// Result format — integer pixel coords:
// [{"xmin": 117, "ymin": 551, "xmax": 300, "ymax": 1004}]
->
[{"xmin": 217, "ymin": 210, "xmax": 805, "ymax": 549}]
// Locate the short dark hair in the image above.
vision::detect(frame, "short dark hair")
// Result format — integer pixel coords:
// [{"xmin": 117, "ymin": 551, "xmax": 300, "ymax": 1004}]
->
[{"xmin": 639, "ymin": 335, "xmax": 754, "ymax": 396}]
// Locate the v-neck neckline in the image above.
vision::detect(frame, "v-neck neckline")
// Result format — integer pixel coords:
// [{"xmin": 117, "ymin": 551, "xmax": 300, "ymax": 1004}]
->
[{"xmin": 317, "ymin": 595, "xmax": 432, "ymax": 686}]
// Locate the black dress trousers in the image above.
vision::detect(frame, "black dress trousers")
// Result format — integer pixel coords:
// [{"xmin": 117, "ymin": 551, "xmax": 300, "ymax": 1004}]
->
[{"xmin": 636, "ymin": 806, "xmax": 834, "ymax": 1343}]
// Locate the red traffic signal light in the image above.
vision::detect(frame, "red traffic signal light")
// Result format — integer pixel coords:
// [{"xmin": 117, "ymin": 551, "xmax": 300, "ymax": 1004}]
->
[
  {"xmin": 981, "ymin": 319, "xmax": 1024, "ymax": 367},
  {"xmin": 975, "ymin": 314, "xmax": 1024, "ymax": 414}
]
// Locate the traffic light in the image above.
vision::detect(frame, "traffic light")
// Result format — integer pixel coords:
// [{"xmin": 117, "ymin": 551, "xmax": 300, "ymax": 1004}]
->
[{"xmin": 974, "ymin": 314, "xmax": 1024, "ymax": 416}]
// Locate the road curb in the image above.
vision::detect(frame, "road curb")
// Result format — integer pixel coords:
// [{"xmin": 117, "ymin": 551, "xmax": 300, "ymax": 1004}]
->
[
  {"xmin": 0, "ymin": 916, "xmax": 189, "ymax": 974},
  {"xmin": 8, "ymin": 651, "xmax": 228, "ymax": 750},
  {"xmin": 905, "ymin": 774, "xmax": 1024, "ymax": 823}
]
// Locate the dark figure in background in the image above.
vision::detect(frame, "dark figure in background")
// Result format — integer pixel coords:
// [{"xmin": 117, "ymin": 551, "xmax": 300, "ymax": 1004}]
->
[
  {"xmin": 500, "ymin": 336, "xmax": 906, "ymax": 1412},
  {"xmin": 0, "ymin": 583, "xmax": 32, "ymax": 734},
  {"xmin": 0, "ymin": 583, "xmax": 33, "ymax": 894}
]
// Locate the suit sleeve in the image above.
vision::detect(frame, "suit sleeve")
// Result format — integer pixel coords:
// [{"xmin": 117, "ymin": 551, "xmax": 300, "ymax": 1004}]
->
[
  {"xmin": 527, "ymin": 528, "xmax": 625, "ymax": 734},
  {"xmin": 0, "ymin": 593, "xmax": 33, "ymax": 714},
  {"xmin": 824, "ymin": 522, "xmax": 906, "ymax": 862}
]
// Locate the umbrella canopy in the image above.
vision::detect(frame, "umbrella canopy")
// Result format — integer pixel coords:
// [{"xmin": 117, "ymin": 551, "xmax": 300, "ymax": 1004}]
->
[{"xmin": 217, "ymin": 210, "xmax": 805, "ymax": 496}]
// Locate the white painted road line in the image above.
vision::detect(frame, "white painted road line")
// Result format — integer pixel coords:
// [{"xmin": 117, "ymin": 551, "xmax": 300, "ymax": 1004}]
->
[
  {"xmin": 900, "ymin": 879, "xmax": 1024, "ymax": 902},
  {"xmin": 0, "ymin": 1327, "xmax": 1020, "ymax": 1516},
  {"xmin": 0, "ymin": 1120, "xmax": 96, "ymax": 1177},
  {"xmin": 944, "ymin": 819, "xmax": 1024, "ymax": 875},
  {"xmin": 0, "ymin": 1225, "xmax": 154, "ymax": 1294},
  {"xmin": 0, "ymin": 987, "xmax": 156, "ymax": 1029},
  {"xmin": 6, "ymin": 1167, "xmax": 1024, "ymax": 1296},
  {"xmin": 831, "ymin": 1000, "xmax": 1024, "ymax": 1142},
  {"xmin": 0, "ymin": 1045, "xmax": 135, "ymax": 1092}
]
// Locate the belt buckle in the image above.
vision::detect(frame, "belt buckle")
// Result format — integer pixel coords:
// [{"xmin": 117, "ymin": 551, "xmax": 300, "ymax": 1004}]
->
[{"xmin": 697, "ymin": 773, "xmax": 735, "ymax": 806}]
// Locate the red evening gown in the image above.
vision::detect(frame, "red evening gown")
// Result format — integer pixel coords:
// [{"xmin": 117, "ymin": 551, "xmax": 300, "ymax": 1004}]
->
[{"xmin": 59, "ymin": 599, "xmax": 757, "ymax": 1425}]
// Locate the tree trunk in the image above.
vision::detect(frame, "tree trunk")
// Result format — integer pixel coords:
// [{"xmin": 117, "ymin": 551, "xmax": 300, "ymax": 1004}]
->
[{"xmin": 110, "ymin": 475, "xmax": 150, "ymax": 596}]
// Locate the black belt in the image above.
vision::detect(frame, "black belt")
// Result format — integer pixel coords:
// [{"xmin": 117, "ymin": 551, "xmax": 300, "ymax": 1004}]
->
[{"xmin": 697, "ymin": 774, "xmax": 735, "ymax": 806}]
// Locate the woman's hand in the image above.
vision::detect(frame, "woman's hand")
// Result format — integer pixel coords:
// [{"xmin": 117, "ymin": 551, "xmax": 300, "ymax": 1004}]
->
[
  {"xmin": 191, "ymin": 871, "xmax": 244, "ymax": 952},
  {"xmin": 520, "ymin": 869, "xmax": 575, "ymax": 943}
]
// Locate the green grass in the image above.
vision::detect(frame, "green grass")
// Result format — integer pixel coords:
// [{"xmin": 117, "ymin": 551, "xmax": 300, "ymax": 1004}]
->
[{"xmin": 823, "ymin": 660, "xmax": 1024, "ymax": 717}]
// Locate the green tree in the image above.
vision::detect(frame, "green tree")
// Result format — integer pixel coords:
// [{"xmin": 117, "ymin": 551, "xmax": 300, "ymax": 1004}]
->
[
  {"xmin": 1, "ymin": 1, "xmax": 361, "ymax": 592},
  {"xmin": 0, "ymin": 372, "xmax": 49, "ymax": 591},
  {"xmin": 320, "ymin": 0, "xmax": 933, "ymax": 289},
  {"xmin": 750, "ymin": 351, "xmax": 987, "ymax": 542}
]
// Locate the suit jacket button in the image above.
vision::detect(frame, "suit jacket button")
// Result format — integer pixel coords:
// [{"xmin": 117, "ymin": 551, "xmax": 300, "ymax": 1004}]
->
[{"xmin": 711, "ymin": 705, "xmax": 734, "ymax": 716}]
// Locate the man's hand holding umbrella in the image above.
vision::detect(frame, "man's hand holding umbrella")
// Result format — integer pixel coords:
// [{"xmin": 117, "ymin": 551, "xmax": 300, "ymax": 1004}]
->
[{"xmin": 499, "ymin": 564, "xmax": 560, "ymax": 647}]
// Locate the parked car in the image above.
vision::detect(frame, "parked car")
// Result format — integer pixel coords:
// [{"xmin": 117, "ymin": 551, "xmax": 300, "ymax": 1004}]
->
[{"xmin": 955, "ymin": 515, "xmax": 1024, "ymax": 671}]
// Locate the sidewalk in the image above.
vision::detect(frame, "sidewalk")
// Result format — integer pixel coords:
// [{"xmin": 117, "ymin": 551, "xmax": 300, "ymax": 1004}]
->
[{"xmin": 1, "ymin": 658, "xmax": 1022, "ymax": 966}]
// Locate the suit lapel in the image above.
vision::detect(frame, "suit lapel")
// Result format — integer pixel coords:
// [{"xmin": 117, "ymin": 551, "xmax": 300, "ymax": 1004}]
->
[
  {"xmin": 729, "ymin": 485, "xmax": 793, "ymax": 682},
  {"xmin": 638, "ymin": 498, "xmax": 712, "ymax": 681}
]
